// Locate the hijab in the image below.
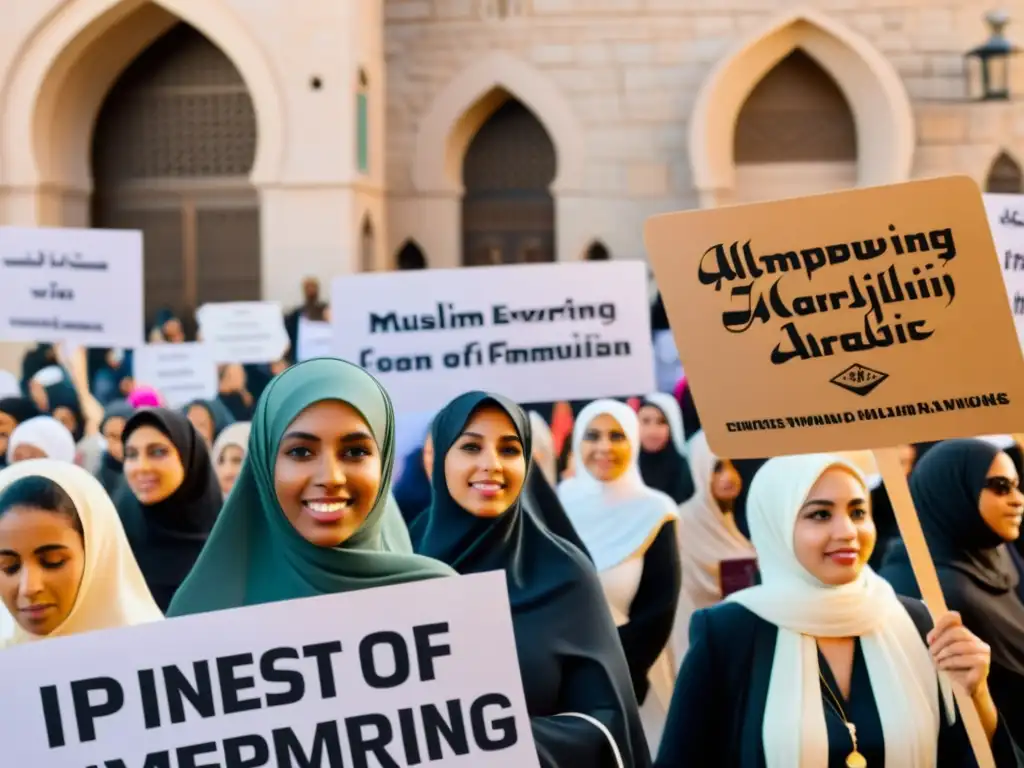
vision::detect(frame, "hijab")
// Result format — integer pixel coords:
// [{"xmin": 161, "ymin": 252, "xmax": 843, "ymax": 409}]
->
[
  {"xmin": 727, "ymin": 454, "xmax": 953, "ymax": 768},
  {"xmin": 891, "ymin": 439, "xmax": 1024, "ymax": 675},
  {"xmin": 523, "ymin": 466, "xmax": 592, "ymax": 563},
  {"xmin": 0, "ymin": 460, "xmax": 163, "ymax": 646},
  {"xmin": 96, "ymin": 401, "xmax": 134, "ymax": 495},
  {"xmin": 167, "ymin": 358, "xmax": 454, "ymax": 617},
  {"xmin": 211, "ymin": 421, "xmax": 251, "ymax": 467},
  {"xmin": 46, "ymin": 380, "xmax": 84, "ymax": 442},
  {"xmin": 672, "ymin": 431, "xmax": 755, "ymax": 662},
  {"xmin": 184, "ymin": 398, "xmax": 236, "ymax": 441},
  {"xmin": 114, "ymin": 408, "xmax": 222, "ymax": 608},
  {"xmin": 381, "ymin": 493, "xmax": 415, "ymax": 554},
  {"xmin": 7, "ymin": 416, "xmax": 77, "ymax": 464},
  {"xmin": 637, "ymin": 393, "xmax": 694, "ymax": 504},
  {"xmin": 557, "ymin": 399, "xmax": 677, "ymax": 572},
  {"xmin": 0, "ymin": 398, "xmax": 42, "ymax": 469},
  {"xmin": 528, "ymin": 411, "xmax": 558, "ymax": 486}
]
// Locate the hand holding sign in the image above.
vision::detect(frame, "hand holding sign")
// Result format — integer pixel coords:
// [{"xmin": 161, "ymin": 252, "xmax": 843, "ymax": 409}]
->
[{"xmin": 645, "ymin": 175, "xmax": 1024, "ymax": 768}]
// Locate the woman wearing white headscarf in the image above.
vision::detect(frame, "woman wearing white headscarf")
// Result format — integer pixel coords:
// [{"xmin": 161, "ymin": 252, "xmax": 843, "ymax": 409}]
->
[
  {"xmin": 6, "ymin": 416, "xmax": 77, "ymax": 464},
  {"xmin": 669, "ymin": 431, "xmax": 755, "ymax": 668},
  {"xmin": 558, "ymin": 399, "xmax": 680, "ymax": 751},
  {"xmin": 656, "ymin": 453, "xmax": 1018, "ymax": 767},
  {"xmin": 211, "ymin": 421, "xmax": 251, "ymax": 497},
  {"xmin": 0, "ymin": 460, "xmax": 163, "ymax": 647}
]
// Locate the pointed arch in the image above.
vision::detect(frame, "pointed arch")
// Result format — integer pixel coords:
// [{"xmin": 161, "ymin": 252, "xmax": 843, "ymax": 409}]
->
[
  {"xmin": 0, "ymin": 0, "xmax": 285, "ymax": 198},
  {"xmin": 689, "ymin": 7, "xmax": 913, "ymax": 207},
  {"xmin": 412, "ymin": 51, "xmax": 585, "ymax": 195},
  {"xmin": 986, "ymin": 150, "xmax": 1024, "ymax": 194},
  {"xmin": 583, "ymin": 240, "xmax": 611, "ymax": 261},
  {"xmin": 395, "ymin": 238, "xmax": 428, "ymax": 270}
]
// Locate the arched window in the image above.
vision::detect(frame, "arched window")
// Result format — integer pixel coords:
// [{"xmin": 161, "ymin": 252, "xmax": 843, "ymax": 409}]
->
[
  {"xmin": 986, "ymin": 151, "xmax": 1023, "ymax": 194},
  {"xmin": 360, "ymin": 215, "xmax": 375, "ymax": 272},
  {"xmin": 356, "ymin": 68, "xmax": 369, "ymax": 174},
  {"xmin": 585, "ymin": 241, "xmax": 610, "ymax": 260},
  {"xmin": 395, "ymin": 239, "xmax": 427, "ymax": 270}
]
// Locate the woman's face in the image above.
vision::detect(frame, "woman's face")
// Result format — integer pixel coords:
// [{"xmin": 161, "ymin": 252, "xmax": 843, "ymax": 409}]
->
[
  {"xmin": 793, "ymin": 467, "xmax": 875, "ymax": 586},
  {"xmin": 52, "ymin": 407, "xmax": 78, "ymax": 436},
  {"xmin": 124, "ymin": 425, "xmax": 186, "ymax": 505},
  {"xmin": 422, "ymin": 433, "xmax": 435, "ymax": 481},
  {"xmin": 186, "ymin": 405, "xmax": 214, "ymax": 446},
  {"xmin": 711, "ymin": 459, "xmax": 742, "ymax": 504},
  {"xmin": 0, "ymin": 412, "xmax": 15, "ymax": 457},
  {"xmin": 580, "ymin": 413, "xmax": 631, "ymax": 482},
  {"xmin": 11, "ymin": 443, "xmax": 47, "ymax": 463},
  {"xmin": 275, "ymin": 400, "xmax": 381, "ymax": 547},
  {"xmin": 898, "ymin": 444, "xmax": 916, "ymax": 476},
  {"xmin": 444, "ymin": 406, "xmax": 526, "ymax": 518},
  {"xmin": 216, "ymin": 444, "xmax": 245, "ymax": 497},
  {"xmin": 978, "ymin": 452, "xmax": 1024, "ymax": 542},
  {"xmin": 0, "ymin": 506, "xmax": 85, "ymax": 636},
  {"xmin": 102, "ymin": 416, "xmax": 127, "ymax": 463},
  {"xmin": 637, "ymin": 405, "xmax": 671, "ymax": 453}
]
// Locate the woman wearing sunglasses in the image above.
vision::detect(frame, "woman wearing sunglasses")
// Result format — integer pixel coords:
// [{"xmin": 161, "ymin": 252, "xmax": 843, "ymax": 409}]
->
[{"xmin": 881, "ymin": 438, "xmax": 1024, "ymax": 747}]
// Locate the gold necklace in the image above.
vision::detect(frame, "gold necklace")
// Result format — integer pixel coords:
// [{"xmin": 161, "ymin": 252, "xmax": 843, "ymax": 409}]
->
[{"xmin": 819, "ymin": 671, "xmax": 868, "ymax": 768}]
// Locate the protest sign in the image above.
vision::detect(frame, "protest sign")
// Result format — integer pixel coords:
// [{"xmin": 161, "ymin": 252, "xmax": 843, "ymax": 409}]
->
[
  {"xmin": 0, "ymin": 571, "xmax": 539, "ymax": 768},
  {"xmin": 133, "ymin": 343, "xmax": 218, "ymax": 407},
  {"xmin": 331, "ymin": 261, "xmax": 655, "ymax": 412},
  {"xmin": 983, "ymin": 193, "xmax": 1024, "ymax": 345},
  {"xmin": 0, "ymin": 226, "xmax": 144, "ymax": 348},
  {"xmin": 645, "ymin": 175, "xmax": 1024, "ymax": 767},
  {"xmin": 196, "ymin": 302, "xmax": 289, "ymax": 364},
  {"xmin": 297, "ymin": 317, "xmax": 333, "ymax": 362}
]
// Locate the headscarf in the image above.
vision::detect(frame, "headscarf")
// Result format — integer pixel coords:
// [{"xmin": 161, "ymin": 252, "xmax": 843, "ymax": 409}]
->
[
  {"xmin": 95, "ymin": 400, "xmax": 134, "ymax": 495},
  {"xmin": 885, "ymin": 439, "xmax": 1024, "ymax": 676},
  {"xmin": 727, "ymin": 454, "xmax": 953, "ymax": 768},
  {"xmin": 127, "ymin": 386, "xmax": 164, "ymax": 409},
  {"xmin": 0, "ymin": 460, "xmax": 163, "ymax": 646},
  {"xmin": 184, "ymin": 398, "xmax": 236, "ymax": 441},
  {"xmin": 381, "ymin": 493, "xmax": 414, "ymax": 554},
  {"xmin": 557, "ymin": 399, "xmax": 677, "ymax": 572},
  {"xmin": 45, "ymin": 380, "xmax": 84, "ymax": 442},
  {"xmin": 167, "ymin": 358, "xmax": 454, "ymax": 617},
  {"xmin": 211, "ymin": 421, "xmax": 252, "ymax": 467},
  {"xmin": 671, "ymin": 431, "xmax": 755, "ymax": 663},
  {"xmin": 114, "ymin": 408, "xmax": 223, "ymax": 610},
  {"xmin": 637, "ymin": 393, "xmax": 694, "ymax": 504},
  {"xmin": 6, "ymin": 416, "xmax": 76, "ymax": 464},
  {"xmin": 0, "ymin": 397, "xmax": 42, "ymax": 469},
  {"xmin": 0, "ymin": 371, "xmax": 20, "ymax": 398},
  {"xmin": 528, "ymin": 410, "xmax": 558, "ymax": 486}
]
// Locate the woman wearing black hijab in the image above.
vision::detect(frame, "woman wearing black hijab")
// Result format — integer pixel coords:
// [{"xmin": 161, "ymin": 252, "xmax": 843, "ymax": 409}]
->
[
  {"xmin": 0, "ymin": 397, "xmax": 42, "ymax": 468},
  {"xmin": 637, "ymin": 394, "xmax": 694, "ymax": 504},
  {"xmin": 416, "ymin": 391, "xmax": 649, "ymax": 767},
  {"xmin": 880, "ymin": 438, "xmax": 1024, "ymax": 745},
  {"xmin": 95, "ymin": 401, "xmax": 134, "ymax": 494},
  {"xmin": 522, "ymin": 466, "xmax": 592, "ymax": 563},
  {"xmin": 115, "ymin": 408, "xmax": 223, "ymax": 611}
]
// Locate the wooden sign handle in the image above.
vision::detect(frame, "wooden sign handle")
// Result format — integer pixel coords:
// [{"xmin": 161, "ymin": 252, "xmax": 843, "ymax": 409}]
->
[{"xmin": 874, "ymin": 447, "xmax": 995, "ymax": 768}]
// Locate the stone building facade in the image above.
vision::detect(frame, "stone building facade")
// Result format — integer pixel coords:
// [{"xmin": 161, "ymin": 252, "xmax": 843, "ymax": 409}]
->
[{"xmin": 1, "ymin": 0, "xmax": 1023, "ymax": 335}]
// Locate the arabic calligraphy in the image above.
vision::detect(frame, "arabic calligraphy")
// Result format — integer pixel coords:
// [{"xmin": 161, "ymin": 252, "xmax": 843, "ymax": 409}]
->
[
  {"xmin": 1, "ymin": 250, "xmax": 109, "ymax": 270},
  {"xmin": 698, "ymin": 223, "xmax": 958, "ymax": 365},
  {"xmin": 1000, "ymin": 208, "xmax": 1024, "ymax": 227}
]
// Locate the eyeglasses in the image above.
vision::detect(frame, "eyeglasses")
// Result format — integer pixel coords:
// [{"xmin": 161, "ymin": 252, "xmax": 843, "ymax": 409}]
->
[{"xmin": 983, "ymin": 476, "xmax": 1019, "ymax": 496}]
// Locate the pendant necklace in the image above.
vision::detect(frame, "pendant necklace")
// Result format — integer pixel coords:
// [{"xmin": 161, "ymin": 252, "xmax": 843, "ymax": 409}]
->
[{"xmin": 819, "ymin": 670, "xmax": 867, "ymax": 768}]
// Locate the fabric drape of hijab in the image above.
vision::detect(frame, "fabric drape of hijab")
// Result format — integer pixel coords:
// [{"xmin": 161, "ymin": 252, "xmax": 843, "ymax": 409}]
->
[
  {"xmin": 0, "ymin": 397, "xmax": 42, "ymax": 469},
  {"xmin": 557, "ymin": 399, "xmax": 678, "ymax": 572},
  {"xmin": 671, "ymin": 431, "xmax": 755, "ymax": 664},
  {"xmin": 184, "ymin": 398, "xmax": 236, "ymax": 441},
  {"xmin": 114, "ymin": 408, "xmax": 222, "ymax": 610},
  {"xmin": 637, "ymin": 393, "xmax": 694, "ymax": 504},
  {"xmin": 95, "ymin": 400, "xmax": 134, "ymax": 495},
  {"xmin": 727, "ymin": 454, "xmax": 953, "ymax": 768},
  {"xmin": 523, "ymin": 466, "xmax": 592, "ymax": 563},
  {"xmin": 381, "ymin": 492, "xmax": 414, "ymax": 554},
  {"xmin": 7, "ymin": 416, "xmax": 76, "ymax": 464},
  {"xmin": 887, "ymin": 439, "xmax": 1024, "ymax": 676},
  {"xmin": 167, "ymin": 358, "xmax": 454, "ymax": 617},
  {"xmin": 46, "ymin": 380, "xmax": 85, "ymax": 442},
  {"xmin": 211, "ymin": 421, "xmax": 251, "ymax": 467},
  {"xmin": 0, "ymin": 460, "xmax": 163, "ymax": 646},
  {"xmin": 528, "ymin": 411, "xmax": 558, "ymax": 486}
]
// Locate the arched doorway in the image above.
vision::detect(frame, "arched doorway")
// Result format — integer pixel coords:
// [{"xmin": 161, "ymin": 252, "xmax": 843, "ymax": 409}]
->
[
  {"xmin": 733, "ymin": 49, "xmax": 857, "ymax": 204},
  {"xmin": 584, "ymin": 241, "xmax": 611, "ymax": 260},
  {"xmin": 395, "ymin": 239, "xmax": 427, "ymax": 270},
  {"xmin": 986, "ymin": 151, "xmax": 1024, "ymax": 193},
  {"xmin": 461, "ymin": 99, "xmax": 556, "ymax": 266},
  {"xmin": 91, "ymin": 21, "xmax": 261, "ymax": 331}
]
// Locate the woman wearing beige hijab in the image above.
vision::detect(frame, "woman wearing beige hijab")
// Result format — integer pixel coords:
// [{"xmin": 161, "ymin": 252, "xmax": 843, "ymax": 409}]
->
[{"xmin": 0, "ymin": 460, "xmax": 162, "ymax": 647}]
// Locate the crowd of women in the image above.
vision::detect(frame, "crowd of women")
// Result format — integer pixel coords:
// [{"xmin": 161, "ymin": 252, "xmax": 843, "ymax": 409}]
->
[{"xmin": 0, "ymin": 345, "xmax": 1023, "ymax": 766}]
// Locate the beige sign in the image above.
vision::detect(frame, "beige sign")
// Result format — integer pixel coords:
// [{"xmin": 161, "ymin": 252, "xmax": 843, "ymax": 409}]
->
[{"xmin": 644, "ymin": 175, "xmax": 1024, "ymax": 459}]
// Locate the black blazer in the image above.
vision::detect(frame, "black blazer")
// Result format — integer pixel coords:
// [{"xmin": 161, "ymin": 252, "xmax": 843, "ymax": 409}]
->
[{"xmin": 655, "ymin": 597, "xmax": 1022, "ymax": 767}]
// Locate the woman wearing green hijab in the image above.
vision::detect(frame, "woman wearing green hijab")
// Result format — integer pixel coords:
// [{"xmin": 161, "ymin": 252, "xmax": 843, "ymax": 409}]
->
[{"xmin": 167, "ymin": 358, "xmax": 454, "ymax": 616}]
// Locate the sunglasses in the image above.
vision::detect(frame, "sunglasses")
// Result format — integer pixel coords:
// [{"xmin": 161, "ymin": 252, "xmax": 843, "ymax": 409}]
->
[{"xmin": 983, "ymin": 476, "xmax": 1019, "ymax": 496}]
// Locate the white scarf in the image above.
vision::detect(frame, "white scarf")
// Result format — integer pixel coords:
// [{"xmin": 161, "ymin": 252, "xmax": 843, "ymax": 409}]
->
[
  {"xmin": 557, "ymin": 400, "xmax": 677, "ymax": 572},
  {"xmin": 671, "ymin": 431, "xmax": 755, "ymax": 666},
  {"xmin": 641, "ymin": 392, "xmax": 687, "ymax": 457},
  {"xmin": 726, "ymin": 453, "xmax": 954, "ymax": 768},
  {"xmin": 6, "ymin": 416, "xmax": 76, "ymax": 464}
]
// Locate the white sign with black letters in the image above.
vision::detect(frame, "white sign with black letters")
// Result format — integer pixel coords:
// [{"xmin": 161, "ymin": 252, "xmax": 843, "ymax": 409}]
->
[
  {"xmin": 196, "ymin": 302, "xmax": 290, "ymax": 364},
  {"xmin": 0, "ymin": 226, "xmax": 144, "ymax": 348},
  {"xmin": 985, "ymin": 193, "xmax": 1024, "ymax": 345},
  {"xmin": 132, "ymin": 342, "xmax": 218, "ymax": 407},
  {"xmin": 330, "ymin": 261, "xmax": 655, "ymax": 411},
  {"xmin": 0, "ymin": 571, "xmax": 539, "ymax": 768}
]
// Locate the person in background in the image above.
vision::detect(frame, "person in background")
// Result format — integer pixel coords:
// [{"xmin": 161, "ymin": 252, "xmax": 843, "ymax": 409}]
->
[
  {"xmin": 217, "ymin": 364, "xmax": 254, "ymax": 421},
  {"xmin": 637, "ymin": 394, "xmax": 694, "ymax": 505},
  {"xmin": 284, "ymin": 277, "xmax": 328, "ymax": 354},
  {"xmin": 6, "ymin": 417, "xmax": 77, "ymax": 465},
  {"xmin": 416, "ymin": 391, "xmax": 649, "ymax": 767},
  {"xmin": 95, "ymin": 401, "xmax": 134, "ymax": 495},
  {"xmin": 127, "ymin": 385, "xmax": 164, "ymax": 409},
  {"xmin": 0, "ymin": 461, "xmax": 162, "ymax": 648},
  {"xmin": 211, "ymin": 422, "xmax": 251, "ymax": 498},
  {"xmin": 0, "ymin": 398, "xmax": 42, "ymax": 469},
  {"xmin": 184, "ymin": 398, "xmax": 235, "ymax": 447},
  {"xmin": 148, "ymin": 309, "xmax": 186, "ymax": 344}
]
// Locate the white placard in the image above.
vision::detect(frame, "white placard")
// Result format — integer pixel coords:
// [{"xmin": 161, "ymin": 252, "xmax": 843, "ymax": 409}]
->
[
  {"xmin": 0, "ymin": 571, "xmax": 539, "ymax": 767},
  {"xmin": 132, "ymin": 342, "xmax": 218, "ymax": 407},
  {"xmin": 0, "ymin": 226, "xmax": 144, "ymax": 348},
  {"xmin": 196, "ymin": 301, "xmax": 289, "ymax": 364},
  {"xmin": 297, "ymin": 317, "xmax": 333, "ymax": 362},
  {"xmin": 984, "ymin": 194, "xmax": 1024, "ymax": 345},
  {"xmin": 331, "ymin": 261, "xmax": 655, "ymax": 411}
]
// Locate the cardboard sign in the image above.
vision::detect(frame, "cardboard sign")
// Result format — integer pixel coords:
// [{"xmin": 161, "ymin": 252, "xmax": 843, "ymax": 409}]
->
[
  {"xmin": 196, "ymin": 302, "xmax": 289, "ymax": 364},
  {"xmin": 132, "ymin": 342, "xmax": 218, "ymax": 407},
  {"xmin": 983, "ymin": 193, "xmax": 1024, "ymax": 345},
  {"xmin": 330, "ymin": 261, "xmax": 655, "ymax": 412},
  {"xmin": 644, "ymin": 176, "xmax": 1024, "ymax": 459},
  {"xmin": 0, "ymin": 571, "xmax": 539, "ymax": 768},
  {"xmin": 0, "ymin": 226, "xmax": 144, "ymax": 348},
  {"xmin": 297, "ymin": 317, "xmax": 333, "ymax": 362}
]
